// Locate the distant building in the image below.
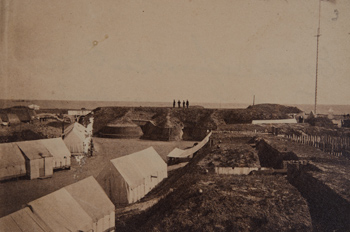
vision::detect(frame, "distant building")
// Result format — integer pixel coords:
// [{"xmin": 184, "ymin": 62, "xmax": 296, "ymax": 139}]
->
[{"xmin": 28, "ymin": 104, "xmax": 40, "ymax": 110}]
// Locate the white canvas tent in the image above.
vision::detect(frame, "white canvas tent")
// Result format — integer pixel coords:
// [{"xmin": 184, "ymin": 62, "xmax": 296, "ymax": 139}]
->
[
  {"xmin": 64, "ymin": 176, "xmax": 115, "ymax": 232},
  {"xmin": 97, "ymin": 147, "xmax": 167, "ymax": 206},
  {"xmin": 16, "ymin": 140, "xmax": 53, "ymax": 180},
  {"xmin": 28, "ymin": 188, "xmax": 94, "ymax": 232},
  {"xmin": 63, "ymin": 122, "xmax": 90, "ymax": 154},
  {"xmin": 252, "ymin": 119, "xmax": 297, "ymax": 124},
  {"xmin": 28, "ymin": 104, "xmax": 40, "ymax": 110},
  {"xmin": 167, "ymin": 148, "xmax": 186, "ymax": 158},
  {"xmin": 0, "ymin": 143, "xmax": 26, "ymax": 181},
  {"xmin": 167, "ymin": 131, "xmax": 212, "ymax": 159},
  {"xmin": 0, "ymin": 207, "xmax": 51, "ymax": 232},
  {"xmin": 39, "ymin": 138, "xmax": 71, "ymax": 169}
]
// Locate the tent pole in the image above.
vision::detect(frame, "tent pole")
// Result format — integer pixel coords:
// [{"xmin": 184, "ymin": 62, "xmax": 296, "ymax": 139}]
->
[{"xmin": 314, "ymin": 0, "xmax": 321, "ymax": 116}]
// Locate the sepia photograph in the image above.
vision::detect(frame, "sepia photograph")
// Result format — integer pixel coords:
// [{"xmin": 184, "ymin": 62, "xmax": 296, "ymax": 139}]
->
[{"xmin": 0, "ymin": 0, "xmax": 349, "ymax": 231}]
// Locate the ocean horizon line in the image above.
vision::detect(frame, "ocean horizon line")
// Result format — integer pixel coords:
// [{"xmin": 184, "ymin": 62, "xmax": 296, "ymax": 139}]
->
[{"xmin": 1, "ymin": 99, "xmax": 350, "ymax": 115}]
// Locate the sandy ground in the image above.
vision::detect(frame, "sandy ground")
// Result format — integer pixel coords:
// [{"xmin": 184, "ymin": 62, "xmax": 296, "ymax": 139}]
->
[{"xmin": 0, "ymin": 137, "xmax": 197, "ymax": 217}]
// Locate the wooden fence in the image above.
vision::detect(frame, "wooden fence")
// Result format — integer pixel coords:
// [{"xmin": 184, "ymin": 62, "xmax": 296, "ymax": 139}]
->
[{"xmin": 285, "ymin": 134, "xmax": 350, "ymax": 157}]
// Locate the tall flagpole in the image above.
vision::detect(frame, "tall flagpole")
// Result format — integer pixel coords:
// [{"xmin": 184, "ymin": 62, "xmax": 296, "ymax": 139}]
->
[{"xmin": 314, "ymin": 0, "xmax": 322, "ymax": 115}]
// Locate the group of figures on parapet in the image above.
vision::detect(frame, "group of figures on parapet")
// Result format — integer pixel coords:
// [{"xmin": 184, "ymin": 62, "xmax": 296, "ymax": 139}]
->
[{"xmin": 173, "ymin": 99, "xmax": 189, "ymax": 108}]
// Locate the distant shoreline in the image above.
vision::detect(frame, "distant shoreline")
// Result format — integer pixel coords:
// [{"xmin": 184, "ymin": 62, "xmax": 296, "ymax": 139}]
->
[{"xmin": 0, "ymin": 99, "xmax": 349, "ymax": 115}]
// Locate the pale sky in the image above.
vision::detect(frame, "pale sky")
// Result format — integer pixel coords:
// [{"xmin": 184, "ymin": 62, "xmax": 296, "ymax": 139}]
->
[{"xmin": 0, "ymin": 0, "xmax": 349, "ymax": 105}]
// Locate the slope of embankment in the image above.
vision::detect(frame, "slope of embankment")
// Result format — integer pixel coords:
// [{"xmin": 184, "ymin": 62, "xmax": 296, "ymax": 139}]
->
[
  {"xmin": 90, "ymin": 104, "xmax": 301, "ymax": 139},
  {"xmin": 115, "ymin": 134, "xmax": 312, "ymax": 232}
]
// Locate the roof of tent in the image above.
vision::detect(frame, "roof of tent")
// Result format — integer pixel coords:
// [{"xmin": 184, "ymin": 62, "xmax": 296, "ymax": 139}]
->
[
  {"xmin": 0, "ymin": 207, "xmax": 51, "ymax": 232},
  {"xmin": 39, "ymin": 138, "xmax": 71, "ymax": 160},
  {"xmin": 63, "ymin": 122, "xmax": 87, "ymax": 142},
  {"xmin": 251, "ymin": 119, "xmax": 297, "ymax": 124},
  {"xmin": 64, "ymin": 176, "xmax": 114, "ymax": 221},
  {"xmin": 167, "ymin": 146, "xmax": 197, "ymax": 159},
  {"xmin": 28, "ymin": 188, "xmax": 93, "ymax": 232},
  {"xmin": 16, "ymin": 140, "xmax": 52, "ymax": 160},
  {"xmin": 110, "ymin": 147, "xmax": 167, "ymax": 189},
  {"xmin": 167, "ymin": 148, "xmax": 186, "ymax": 158},
  {"xmin": 0, "ymin": 143, "xmax": 25, "ymax": 169},
  {"xmin": 167, "ymin": 131, "xmax": 212, "ymax": 158}
]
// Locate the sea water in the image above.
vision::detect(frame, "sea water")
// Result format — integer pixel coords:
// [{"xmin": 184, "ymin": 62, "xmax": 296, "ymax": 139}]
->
[{"xmin": 1, "ymin": 99, "xmax": 349, "ymax": 115}]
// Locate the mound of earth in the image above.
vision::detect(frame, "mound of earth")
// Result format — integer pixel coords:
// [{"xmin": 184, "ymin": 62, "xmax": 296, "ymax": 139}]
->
[
  {"xmin": 136, "ymin": 173, "xmax": 312, "ymax": 232},
  {"xmin": 222, "ymin": 104, "xmax": 301, "ymax": 124},
  {"xmin": 99, "ymin": 115, "xmax": 144, "ymax": 138},
  {"xmin": 91, "ymin": 107, "xmax": 163, "ymax": 135},
  {"xmin": 142, "ymin": 110, "xmax": 184, "ymax": 141},
  {"xmin": 116, "ymin": 134, "xmax": 312, "ymax": 232},
  {"xmin": 197, "ymin": 134, "xmax": 260, "ymax": 169},
  {"xmin": 247, "ymin": 104, "xmax": 302, "ymax": 115},
  {"xmin": 0, "ymin": 129, "xmax": 45, "ymax": 143},
  {"xmin": 91, "ymin": 104, "xmax": 303, "ymax": 139},
  {"xmin": 305, "ymin": 116, "xmax": 334, "ymax": 128},
  {"xmin": 0, "ymin": 106, "xmax": 34, "ymax": 122},
  {"xmin": 199, "ymin": 144, "xmax": 260, "ymax": 169},
  {"xmin": 170, "ymin": 108, "xmax": 215, "ymax": 127},
  {"xmin": 171, "ymin": 109, "xmax": 224, "ymax": 140},
  {"xmin": 91, "ymin": 107, "xmax": 132, "ymax": 134},
  {"xmin": 0, "ymin": 119, "xmax": 66, "ymax": 142},
  {"xmin": 46, "ymin": 121, "xmax": 70, "ymax": 128}
]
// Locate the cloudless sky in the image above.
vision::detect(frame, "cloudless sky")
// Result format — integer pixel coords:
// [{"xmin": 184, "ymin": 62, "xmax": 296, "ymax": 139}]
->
[{"xmin": 0, "ymin": 0, "xmax": 349, "ymax": 105}]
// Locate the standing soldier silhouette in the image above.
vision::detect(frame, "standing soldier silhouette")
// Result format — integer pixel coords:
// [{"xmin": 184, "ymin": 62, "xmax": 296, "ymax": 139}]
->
[
  {"xmin": 178, "ymin": 100, "xmax": 181, "ymax": 108},
  {"xmin": 186, "ymin": 100, "xmax": 189, "ymax": 108},
  {"xmin": 173, "ymin": 99, "xmax": 176, "ymax": 108}
]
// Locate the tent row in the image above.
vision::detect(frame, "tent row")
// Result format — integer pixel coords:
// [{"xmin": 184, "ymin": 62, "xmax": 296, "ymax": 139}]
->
[
  {"xmin": 97, "ymin": 147, "xmax": 167, "ymax": 206},
  {"xmin": 0, "ymin": 176, "xmax": 115, "ymax": 232},
  {"xmin": 167, "ymin": 131, "xmax": 212, "ymax": 159},
  {"xmin": 0, "ymin": 138, "xmax": 71, "ymax": 181}
]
